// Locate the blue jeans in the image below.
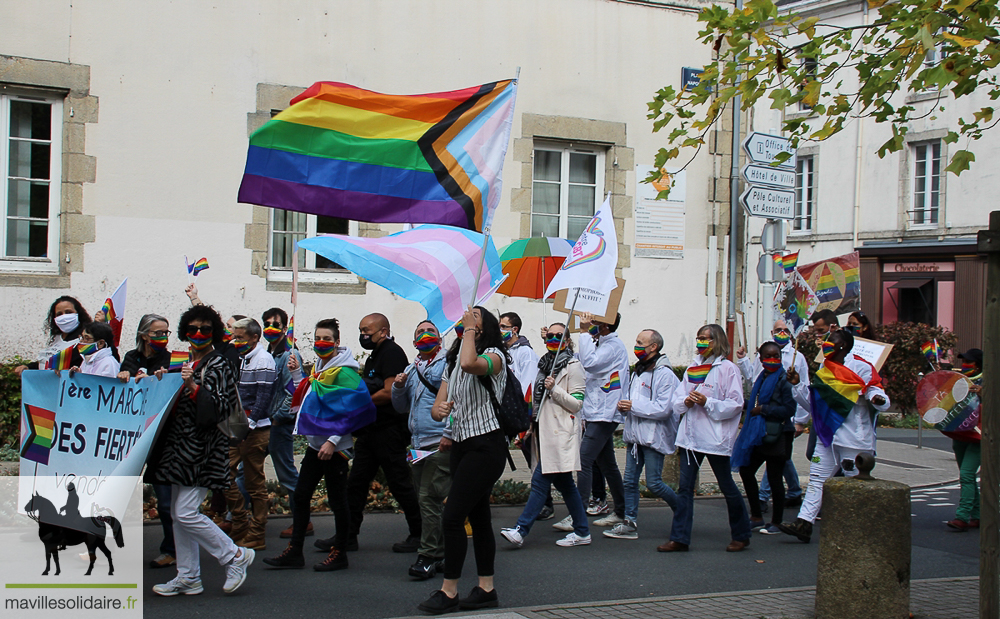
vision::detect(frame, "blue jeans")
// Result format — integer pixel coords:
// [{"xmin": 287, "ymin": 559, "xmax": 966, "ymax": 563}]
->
[
  {"xmin": 624, "ymin": 445, "xmax": 677, "ymax": 522},
  {"xmin": 759, "ymin": 459, "xmax": 802, "ymax": 502},
  {"xmin": 154, "ymin": 484, "xmax": 175, "ymax": 556},
  {"xmin": 269, "ymin": 421, "xmax": 299, "ymax": 498},
  {"xmin": 670, "ymin": 448, "xmax": 751, "ymax": 546},
  {"xmin": 516, "ymin": 466, "xmax": 589, "ymax": 538},
  {"xmin": 576, "ymin": 421, "xmax": 626, "ymax": 518}
]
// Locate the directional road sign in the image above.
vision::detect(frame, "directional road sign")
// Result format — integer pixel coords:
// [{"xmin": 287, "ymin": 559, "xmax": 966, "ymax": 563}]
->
[
  {"xmin": 740, "ymin": 185, "xmax": 796, "ymax": 219},
  {"xmin": 742, "ymin": 132, "xmax": 796, "ymax": 170},
  {"xmin": 742, "ymin": 164, "xmax": 795, "ymax": 189}
]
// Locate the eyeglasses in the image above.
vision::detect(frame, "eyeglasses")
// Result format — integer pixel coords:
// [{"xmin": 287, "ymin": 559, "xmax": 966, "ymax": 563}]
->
[
  {"xmin": 545, "ymin": 332, "xmax": 564, "ymax": 340},
  {"xmin": 186, "ymin": 325, "xmax": 214, "ymax": 335},
  {"xmin": 150, "ymin": 330, "xmax": 171, "ymax": 337},
  {"xmin": 264, "ymin": 321, "xmax": 283, "ymax": 329}
]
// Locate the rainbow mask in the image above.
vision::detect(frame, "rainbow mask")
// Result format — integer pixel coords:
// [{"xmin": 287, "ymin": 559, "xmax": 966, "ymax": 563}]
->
[
  {"xmin": 263, "ymin": 326, "xmax": 285, "ymax": 343},
  {"xmin": 313, "ymin": 340, "xmax": 338, "ymax": 359},
  {"xmin": 414, "ymin": 332, "xmax": 441, "ymax": 353}
]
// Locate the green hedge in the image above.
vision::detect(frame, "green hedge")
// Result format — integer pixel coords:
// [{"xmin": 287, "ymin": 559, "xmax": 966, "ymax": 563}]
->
[{"xmin": 0, "ymin": 359, "xmax": 29, "ymax": 450}]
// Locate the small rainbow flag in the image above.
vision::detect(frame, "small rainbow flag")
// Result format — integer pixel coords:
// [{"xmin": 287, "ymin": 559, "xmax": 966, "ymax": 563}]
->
[
  {"xmin": 600, "ymin": 371, "xmax": 622, "ymax": 393},
  {"xmin": 406, "ymin": 449, "xmax": 437, "ymax": 464},
  {"xmin": 921, "ymin": 340, "xmax": 939, "ymax": 364},
  {"xmin": 186, "ymin": 256, "xmax": 210, "ymax": 276},
  {"xmin": 772, "ymin": 254, "xmax": 784, "ymax": 269},
  {"xmin": 20, "ymin": 404, "xmax": 57, "ymax": 465},
  {"xmin": 285, "ymin": 316, "xmax": 295, "ymax": 350},
  {"xmin": 782, "ymin": 252, "xmax": 799, "ymax": 274},
  {"xmin": 237, "ymin": 80, "xmax": 517, "ymax": 232},
  {"xmin": 686, "ymin": 363, "xmax": 712, "ymax": 385},
  {"xmin": 168, "ymin": 351, "xmax": 189, "ymax": 372},
  {"xmin": 45, "ymin": 347, "xmax": 73, "ymax": 371}
]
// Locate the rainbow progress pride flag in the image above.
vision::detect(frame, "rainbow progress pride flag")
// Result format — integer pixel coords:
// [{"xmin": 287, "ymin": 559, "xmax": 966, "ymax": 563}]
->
[
  {"xmin": 810, "ymin": 361, "xmax": 867, "ymax": 448},
  {"xmin": 20, "ymin": 404, "xmax": 57, "ymax": 465},
  {"xmin": 291, "ymin": 366, "xmax": 376, "ymax": 437},
  {"xmin": 238, "ymin": 80, "xmax": 517, "ymax": 232}
]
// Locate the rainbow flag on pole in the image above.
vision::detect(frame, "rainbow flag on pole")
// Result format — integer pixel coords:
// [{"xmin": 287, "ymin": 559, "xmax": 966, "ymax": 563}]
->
[
  {"xmin": 809, "ymin": 361, "xmax": 867, "ymax": 448},
  {"xmin": 99, "ymin": 278, "xmax": 128, "ymax": 347},
  {"xmin": 238, "ymin": 80, "xmax": 517, "ymax": 232},
  {"xmin": 297, "ymin": 225, "xmax": 505, "ymax": 331},
  {"xmin": 291, "ymin": 366, "xmax": 376, "ymax": 437},
  {"xmin": 186, "ymin": 256, "xmax": 210, "ymax": 276},
  {"xmin": 168, "ymin": 351, "xmax": 189, "ymax": 372},
  {"xmin": 20, "ymin": 404, "xmax": 57, "ymax": 465},
  {"xmin": 921, "ymin": 339, "xmax": 940, "ymax": 364},
  {"xmin": 45, "ymin": 347, "xmax": 73, "ymax": 371},
  {"xmin": 782, "ymin": 251, "xmax": 799, "ymax": 274},
  {"xmin": 285, "ymin": 316, "xmax": 295, "ymax": 350}
]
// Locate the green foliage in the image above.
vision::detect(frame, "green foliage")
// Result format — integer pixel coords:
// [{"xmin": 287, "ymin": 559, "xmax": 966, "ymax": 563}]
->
[
  {"xmin": 490, "ymin": 479, "xmax": 531, "ymax": 505},
  {"xmin": 0, "ymin": 358, "xmax": 29, "ymax": 449},
  {"xmin": 672, "ymin": 365, "xmax": 688, "ymax": 381},
  {"xmin": 0, "ymin": 446, "xmax": 18, "ymax": 462},
  {"xmin": 648, "ymin": 0, "xmax": 1000, "ymax": 190},
  {"xmin": 875, "ymin": 321, "xmax": 958, "ymax": 414}
]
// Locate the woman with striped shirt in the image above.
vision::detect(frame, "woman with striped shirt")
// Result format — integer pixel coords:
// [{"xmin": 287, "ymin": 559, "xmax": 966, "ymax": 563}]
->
[{"xmin": 418, "ymin": 306, "xmax": 510, "ymax": 615}]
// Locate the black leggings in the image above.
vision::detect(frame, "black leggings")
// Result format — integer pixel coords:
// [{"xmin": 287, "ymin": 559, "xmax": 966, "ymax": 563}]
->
[
  {"xmin": 442, "ymin": 430, "xmax": 507, "ymax": 580},
  {"xmin": 292, "ymin": 447, "xmax": 350, "ymax": 548},
  {"xmin": 739, "ymin": 432, "xmax": 793, "ymax": 525}
]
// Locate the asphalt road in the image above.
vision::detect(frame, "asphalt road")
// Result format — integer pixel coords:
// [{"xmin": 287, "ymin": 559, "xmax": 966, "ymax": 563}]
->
[{"xmin": 142, "ymin": 485, "xmax": 980, "ymax": 618}]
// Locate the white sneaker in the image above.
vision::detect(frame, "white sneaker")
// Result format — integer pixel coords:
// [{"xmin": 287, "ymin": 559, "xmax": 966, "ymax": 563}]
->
[
  {"xmin": 552, "ymin": 515, "xmax": 574, "ymax": 532},
  {"xmin": 586, "ymin": 499, "xmax": 611, "ymax": 516},
  {"xmin": 603, "ymin": 520, "xmax": 638, "ymax": 539},
  {"xmin": 556, "ymin": 532, "xmax": 592, "ymax": 547},
  {"xmin": 152, "ymin": 576, "xmax": 204, "ymax": 596},
  {"xmin": 223, "ymin": 547, "xmax": 255, "ymax": 594},
  {"xmin": 500, "ymin": 527, "xmax": 525, "ymax": 547},
  {"xmin": 593, "ymin": 513, "xmax": 624, "ymax": 527}
]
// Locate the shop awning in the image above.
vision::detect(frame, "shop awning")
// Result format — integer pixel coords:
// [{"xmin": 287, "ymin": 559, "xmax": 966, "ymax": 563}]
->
[{"xmin": 888, "ymin": 278, "xmax": 932, "ymax": 289}]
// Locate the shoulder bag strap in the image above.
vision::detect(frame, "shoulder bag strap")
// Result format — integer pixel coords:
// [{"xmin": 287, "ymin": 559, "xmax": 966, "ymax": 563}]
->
[{"xmin": 413, "ymin": 365, "xmax": 440, "ymax": 395}]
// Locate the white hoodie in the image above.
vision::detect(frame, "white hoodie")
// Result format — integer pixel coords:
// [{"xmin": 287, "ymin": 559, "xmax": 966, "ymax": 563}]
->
[
  {"xmin": 671, "ymin": 355, "xmax": 744, "ymax": 457},
  {"xmin": 79, "ymin": 346, "xmax": 120, "ymax": 378},
  {"xmin": 292, "ymin": 346, "xmax": 359, "ymax": 453}
]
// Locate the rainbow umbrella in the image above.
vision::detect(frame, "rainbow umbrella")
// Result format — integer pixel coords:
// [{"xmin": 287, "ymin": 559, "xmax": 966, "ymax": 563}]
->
[{"xmin": 497, "ymin": 237, "xmax": 575, "ymax": 301}]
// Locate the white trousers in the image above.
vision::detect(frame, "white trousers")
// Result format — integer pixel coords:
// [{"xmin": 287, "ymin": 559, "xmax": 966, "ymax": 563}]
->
[
  {"xmin": 797, "ymin": 443, "xmax": 871, "ymax": 523},
  {"xmin": 172, "ymin": 485, "xmax": 238, "ymax": 580}
]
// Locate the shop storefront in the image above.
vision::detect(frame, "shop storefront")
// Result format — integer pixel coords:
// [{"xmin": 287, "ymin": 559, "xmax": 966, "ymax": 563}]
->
[{"xmin": 858, "ymin": 239, "xmax": 985, "ymax": 351}]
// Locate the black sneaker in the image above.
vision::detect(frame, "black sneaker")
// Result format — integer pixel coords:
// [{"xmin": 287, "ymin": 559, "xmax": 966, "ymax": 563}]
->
[
  {"xmin": 418, "ymin": 590, "xmax": 459, "ymax": 615},
  {"xmin": 315, "ymin": 535, "xmax": 358, "ymax": 552},
  {"xmin": 408, "ymin": 554, "xmax": 442, "ymax": 580},
  {"xmin": 778, "ymin": 518, "xmax": 813, "ymax": 543},
  {"xmin": 313, "ymin": 547, "xmax": 348, "ymax": 572},
  {"xmin": 262, "ymin": 544, "xmax": 304, "ymax": 569},
  {"xmin": 392, "ymin": 534, "xmax": 421, "ymax": 553},
  {"xmin": 459, "ymin": 586, "xmax": 499, "ymax": 610},
  {"xmin": 536, "ymin": 505, "xmax": 555, "ymax": 521}
]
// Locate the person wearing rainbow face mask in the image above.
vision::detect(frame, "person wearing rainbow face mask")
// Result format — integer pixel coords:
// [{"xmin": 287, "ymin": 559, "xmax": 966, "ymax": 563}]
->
[
  {"xmin": 225, "ymin": 318, "xmax": 276, "ymax": 551},
  {"xmin": 260, "ymin": 307, "xmax": 305, "ymax": 540},
  {"xmin": 72, "ymin": 321, "xmax": 121, "ymax": 378},
  {"xmin": 735, "ymin": 319, "xmax": 809, "ymax": 514},
  {"xmin": 390, "ymin": 320, "xmax": 451, "ymax": 579}
]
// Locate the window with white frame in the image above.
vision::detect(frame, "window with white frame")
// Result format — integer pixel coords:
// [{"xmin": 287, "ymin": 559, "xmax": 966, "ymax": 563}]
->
[
  {"xmin": 531, "ymin": 143, "xmax": 605, "ymax": 239},
  {"xmin": 270, "ymin": 209, "xmax": 358, "ymax": 276},
  {"xmin": 792, "ymin": 155, "xmax": 814, "ymax": 233},
  {"xmin": 1, "ymin": 92, "xmax": 62, "ymax": 270},
  {"xmin": 911, "ymin": 140, "xmax": 941, "ymax": 227}
]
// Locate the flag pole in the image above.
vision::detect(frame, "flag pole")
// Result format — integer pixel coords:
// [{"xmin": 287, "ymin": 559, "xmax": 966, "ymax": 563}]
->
[
  {"xmin": 536, "ymin": 288, "xmax": 580, "ymax": 415},
  {"xmin": 291, "ymin": 245, "xmax": 299, "ymax": 350}
]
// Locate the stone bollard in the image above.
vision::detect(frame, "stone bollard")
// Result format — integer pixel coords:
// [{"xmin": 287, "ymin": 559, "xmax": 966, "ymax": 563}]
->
[{"xmin": 815, "ymin": 454, "xmax": 911, "ymax": 619}]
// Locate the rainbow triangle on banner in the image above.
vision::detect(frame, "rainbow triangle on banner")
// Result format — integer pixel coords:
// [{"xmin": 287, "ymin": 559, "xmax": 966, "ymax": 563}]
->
[{"xmin": 20, "ymin": 404, "xmax": 57, "ymax": 465}]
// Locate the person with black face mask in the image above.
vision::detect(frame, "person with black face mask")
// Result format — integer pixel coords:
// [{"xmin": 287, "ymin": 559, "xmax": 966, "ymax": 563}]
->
[{"xmin": 339, "ymin": 313, "xmax": 422, "ymax": 554}]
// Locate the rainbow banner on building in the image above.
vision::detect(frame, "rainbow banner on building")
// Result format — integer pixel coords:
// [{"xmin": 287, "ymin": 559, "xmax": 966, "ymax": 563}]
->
[
  {"xmin": 238, "ymin": 80, "xmax": 517, "ymax": 232},
  {"xmin": 291, "ymin": 366, "xmax": 377, "ymax": 437},
  {"xmin": 810, "ymin": 361, "xmax": 867, "ymax": 448}
]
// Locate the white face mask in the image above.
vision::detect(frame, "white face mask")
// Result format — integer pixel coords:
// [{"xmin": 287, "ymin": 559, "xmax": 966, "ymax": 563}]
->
[{"xmin": 55, "ymin": 313, "xmax": 80, "ymax": 334}]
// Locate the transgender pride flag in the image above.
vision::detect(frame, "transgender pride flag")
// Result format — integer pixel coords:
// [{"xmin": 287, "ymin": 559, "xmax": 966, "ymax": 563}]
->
[{"xmin": 298, "ymin": 225, "xmax": 505, "ymax": 330}]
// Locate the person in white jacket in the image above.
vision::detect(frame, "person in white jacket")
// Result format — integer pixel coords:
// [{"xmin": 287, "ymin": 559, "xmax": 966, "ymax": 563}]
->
[
  {"xmin": 735, "ymin": 319, "xmax": 809, "ymax": 513},
  {"xmin": 779, "ymin": 329, "xmax": 890, "ymax": 543},
  {"xmin": 553, "ymin": 312, "xmax": 630, "ymax": 533},
  {"xmin": 661, "ymin": 324, "xmax": 752, "ymax": 553},
  {"xmin": 264, "ymin": 318, "xmax": 359, "ymax": 572},
  {"xmin": 72, "ymin": 322, "xmax": 121, "ymax": 378},
  {"xmin": 605, "ymin": 329, "xmax": 680, "ymax": 541}
]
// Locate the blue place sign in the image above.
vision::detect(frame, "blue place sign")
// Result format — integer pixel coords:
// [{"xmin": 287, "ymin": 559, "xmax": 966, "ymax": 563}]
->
[{"xmin": 682, "ymin": 67, "xmax": 704, "ymax": 92}]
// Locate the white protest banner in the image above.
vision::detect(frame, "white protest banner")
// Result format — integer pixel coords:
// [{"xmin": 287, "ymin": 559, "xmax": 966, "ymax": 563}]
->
[{"xmin": 544, "ymin": 195, "xmax": 619, "ymax": 299}]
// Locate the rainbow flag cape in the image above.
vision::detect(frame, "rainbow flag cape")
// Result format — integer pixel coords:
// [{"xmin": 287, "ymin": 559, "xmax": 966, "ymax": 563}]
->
[
  {"xmin": 921, "ymin": 340, "xmax": 939, "ymax": 364},
  {"xmin": 298, "ymin": 225, "xmax": 505, "ymax": 331},
  {"xmin": 168, "ymin": 351, "xmax": 189, "ymax": 372},
  {"xmin": 809, "ymin": 361, "xmax": 867, "ymax": 448},
  {"xmin": 20, "ymin": 404, "xmax": 57, "ymax": 465},
  {"xmin": 600, "ymin": 371, "xmax": 622, "ymax": 393},
  {"xmin": 238, "ymin": 80, "xmax": 517, "ymax": 232},
  {"xmin": 186, "ymin": 256, "xmax": 209, "ymax": 276},
  {"xmin": 782, "ymin": 251, "xmax": 799, "ymax": 274},
  {"xmin": 45, "ymin": 347, "xmax": 73, "ymax": 371},
  {"xmin": 686, "ymin": 363, "xmax": 712, "ymax": 385},
  {"xmin": 291, "ymin": 366, "xmax": 376, "ymax": 437}
]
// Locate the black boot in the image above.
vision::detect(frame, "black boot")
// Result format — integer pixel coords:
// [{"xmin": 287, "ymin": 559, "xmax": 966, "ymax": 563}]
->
[
  {"xmin": 314, "ymin": 547, "xmax": 348, "ymax": 572},
  {"xmin": 263, "ymin": 544, "xmax": 304, "ymax": 569}
]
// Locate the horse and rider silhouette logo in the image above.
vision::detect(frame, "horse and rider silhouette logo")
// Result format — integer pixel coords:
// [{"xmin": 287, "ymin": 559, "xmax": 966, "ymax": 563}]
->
[{"xmin": 22, "ymin": 482, "xmax": 124, "ymax": 576}]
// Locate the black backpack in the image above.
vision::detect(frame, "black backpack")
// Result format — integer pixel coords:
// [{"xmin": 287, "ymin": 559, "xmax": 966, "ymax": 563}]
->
[{"xmin": 478, "ymin": 367, "xmax": 531, "ymax": 469}]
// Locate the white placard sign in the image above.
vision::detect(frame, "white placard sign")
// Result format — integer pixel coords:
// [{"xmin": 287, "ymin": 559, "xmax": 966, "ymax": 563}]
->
[{"xmin": 635, "ymin": 165, "xmax": 685, "ymax": 259}]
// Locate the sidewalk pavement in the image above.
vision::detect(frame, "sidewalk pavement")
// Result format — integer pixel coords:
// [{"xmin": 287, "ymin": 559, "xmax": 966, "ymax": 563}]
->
[{"xmin": 389, "ymin": 577, "xmax": 977, "ymax": 619}]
